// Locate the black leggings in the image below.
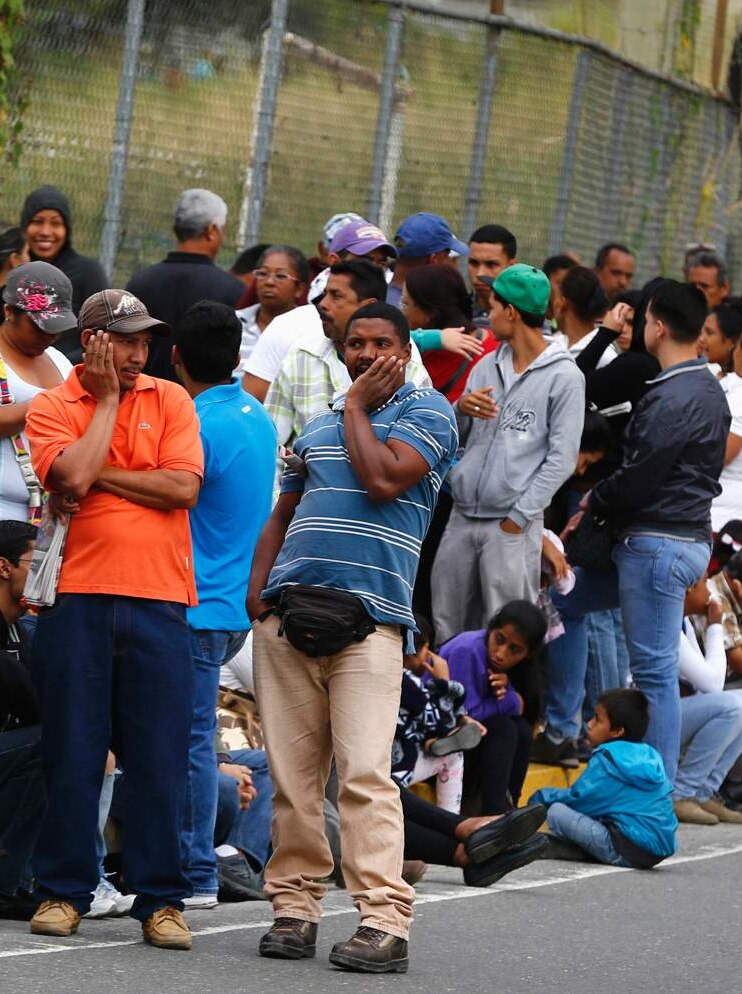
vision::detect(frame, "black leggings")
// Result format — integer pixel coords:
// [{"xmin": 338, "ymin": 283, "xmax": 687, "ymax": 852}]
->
[
  {"xmin": 401, "ymin": 786, "xmax": 464, "ymax": 866},
  {"xmin": 464, "ymin": 714, "xmax": 533, "ymax": 814}
]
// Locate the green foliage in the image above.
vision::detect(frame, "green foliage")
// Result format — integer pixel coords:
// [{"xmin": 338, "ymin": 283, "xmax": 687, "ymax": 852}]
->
[{"xmin": 0, "ymin": 0, "xmax": 25, "ymax": 165}]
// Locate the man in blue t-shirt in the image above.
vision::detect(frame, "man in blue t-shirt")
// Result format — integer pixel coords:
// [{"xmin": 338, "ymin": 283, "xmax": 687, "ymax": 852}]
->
[
  {"xmin": 247, "ymin": 302, "xmax": 458, "ymax": 974},
  {"xmin": 173, "ymin": 301, "xmax": 276, "ymax": 908}
]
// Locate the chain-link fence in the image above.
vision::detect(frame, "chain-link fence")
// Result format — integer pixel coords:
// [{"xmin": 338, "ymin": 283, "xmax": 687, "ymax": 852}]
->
[{"xmin": 0, "ymin": 0, "xmax": 740, "ymax": 288}]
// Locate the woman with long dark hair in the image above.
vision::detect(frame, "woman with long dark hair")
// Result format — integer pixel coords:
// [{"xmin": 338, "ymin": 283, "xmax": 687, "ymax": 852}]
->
[
  {"xmin": 402, "ymin": 263, "xmax": 496, "ymax": 403},
  {"xmin": 438, "ymin": 601, "xmax": 546, "ymax": 814},
  {"xmin": 697, "ymin": 299, "xmax": 742, "ymax": 378}
]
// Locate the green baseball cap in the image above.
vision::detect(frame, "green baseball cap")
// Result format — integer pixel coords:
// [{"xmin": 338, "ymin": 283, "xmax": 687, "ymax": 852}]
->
[{"xmin": 480, "ymin": 263, "xmax": 551, "ymax": 318}]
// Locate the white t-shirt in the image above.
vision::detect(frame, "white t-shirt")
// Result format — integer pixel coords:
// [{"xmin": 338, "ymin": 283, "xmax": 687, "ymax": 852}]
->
[
  {"xmin": 220, "ymin": 629, "xmax": 254, "ymax": 693},
  {"xmin": 0, "ymin": 347, "xmax": 72, "ymax": 521},
  {"xmin": 566, "ymin": 328, "xmax": 617, "ymax": 369},
  {"xmin": 711, "ymin": 372, "xmax": 742, "ymax": 533},
  {"xmin": 234, "ymin": 303, "xmax": 261, "ymax": 374},
  {"xmin": 244, "ymin": 304, "xmax": 321, "ymax": 384}
]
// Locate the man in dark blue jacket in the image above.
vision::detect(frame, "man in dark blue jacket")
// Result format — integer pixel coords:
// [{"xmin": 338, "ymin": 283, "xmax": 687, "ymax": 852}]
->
[{"xmin": 536, "ymin": 281, "xmax": 729, "ymax": 782}]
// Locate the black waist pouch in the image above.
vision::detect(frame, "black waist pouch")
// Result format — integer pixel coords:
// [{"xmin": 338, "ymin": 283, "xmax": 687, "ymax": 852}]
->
[{"xmin": 276, "ymin": 584, "xmax": 376, "ymax": 657}]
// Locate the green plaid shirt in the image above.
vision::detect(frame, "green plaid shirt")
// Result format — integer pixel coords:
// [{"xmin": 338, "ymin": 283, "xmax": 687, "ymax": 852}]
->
[{"xmin": 265, "ymin": 324, "xmax": 432, "ymax": 450}]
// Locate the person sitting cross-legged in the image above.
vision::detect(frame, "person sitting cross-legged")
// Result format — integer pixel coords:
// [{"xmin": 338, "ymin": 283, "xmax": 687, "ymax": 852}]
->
[{"xmin": 532, "ymin": 689, "xmax": 677, "ymax": 868}]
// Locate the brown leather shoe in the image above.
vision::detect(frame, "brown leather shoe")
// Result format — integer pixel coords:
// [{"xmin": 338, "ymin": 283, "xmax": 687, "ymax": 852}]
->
[
  {"xmin": 673, "ymin": 798, "xmax": 719, "ymax": 825},
  {"xmin": 700, "ymin": 796, "xmax": 742, "ymax": 824},
  {"xmin": 30, "ymin": 900, "xmax": 80, "ymax": 937},
  {"xmin": 329, "ymin": 925, "xmax": 409, "ymax": 973},
  {"xmin": 259, "ymin": 917, "xmax": 318, "ymax": 959},
  {"xmin": 142, "ymin": 907, "xmax": 192, "ymax": 950}
]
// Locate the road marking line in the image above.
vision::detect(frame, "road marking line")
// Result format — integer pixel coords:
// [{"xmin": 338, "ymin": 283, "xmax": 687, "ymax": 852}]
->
[{"xmin": 2, "ymin": 840, "xmax": 741, "ymax": 960}]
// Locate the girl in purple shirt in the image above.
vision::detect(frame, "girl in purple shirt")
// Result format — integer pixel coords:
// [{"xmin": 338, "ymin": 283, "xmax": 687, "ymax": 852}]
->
[{"xmin": 439, "ymin": 601, "xmax": 546, "ymax": 814}]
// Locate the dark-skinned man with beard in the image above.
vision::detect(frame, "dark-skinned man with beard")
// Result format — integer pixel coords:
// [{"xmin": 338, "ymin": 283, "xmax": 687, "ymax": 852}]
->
[{"xmin": 247, "ymin": 302, "xmax": 458, "ymax": 974}]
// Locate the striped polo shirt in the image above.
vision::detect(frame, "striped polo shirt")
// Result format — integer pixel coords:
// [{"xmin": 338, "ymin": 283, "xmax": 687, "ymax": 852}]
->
[{"xmin": 263, "ymin": 382, "xmax": 458, "ymax": 629}]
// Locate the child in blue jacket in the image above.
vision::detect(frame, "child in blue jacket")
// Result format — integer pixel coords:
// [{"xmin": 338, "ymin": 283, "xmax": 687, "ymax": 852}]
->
[{"xmin": 531, "ymin": 689, "xmax": 677, "ymax": 868}]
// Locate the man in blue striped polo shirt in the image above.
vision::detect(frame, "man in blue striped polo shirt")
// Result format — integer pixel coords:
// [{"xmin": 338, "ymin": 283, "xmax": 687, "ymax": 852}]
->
[{"xmin": 247, "ymin": 302, "xmax": 458, "ymax": 974}]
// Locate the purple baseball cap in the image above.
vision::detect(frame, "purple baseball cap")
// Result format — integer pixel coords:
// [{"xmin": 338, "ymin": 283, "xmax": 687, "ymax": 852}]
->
[{"xmin": 330, "ymin": 218, "xmax": 397, "ymax": 259}]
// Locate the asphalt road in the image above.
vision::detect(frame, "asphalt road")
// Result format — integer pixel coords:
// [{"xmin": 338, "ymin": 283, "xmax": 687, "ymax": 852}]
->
[{"xmin": 2, "ymin": 824, "xmax": 741, "ymax": 994}]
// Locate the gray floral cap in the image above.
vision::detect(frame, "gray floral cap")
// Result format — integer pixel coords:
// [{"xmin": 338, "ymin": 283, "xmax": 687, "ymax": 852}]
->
[{"xmin": 3, "ymin": 260, "xmax": 77, "ymax": 334}]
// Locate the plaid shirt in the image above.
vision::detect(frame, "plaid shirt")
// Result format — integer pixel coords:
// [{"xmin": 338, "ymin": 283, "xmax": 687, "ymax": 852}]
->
[{"xmin": 265, "ymin": 324, "xmax": 433, "ymax": 450}]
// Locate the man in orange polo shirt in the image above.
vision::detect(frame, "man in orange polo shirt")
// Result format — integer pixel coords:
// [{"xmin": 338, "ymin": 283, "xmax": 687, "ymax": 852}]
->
[{"xmin": 25, "ymin": 290, "xmax": 203, "ymax": 950}]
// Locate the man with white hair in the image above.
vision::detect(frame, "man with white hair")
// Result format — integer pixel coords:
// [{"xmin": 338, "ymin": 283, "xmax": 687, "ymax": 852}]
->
[{"xmin": 127, "ymin": 189, "xmax": 244, "ymax": 380}]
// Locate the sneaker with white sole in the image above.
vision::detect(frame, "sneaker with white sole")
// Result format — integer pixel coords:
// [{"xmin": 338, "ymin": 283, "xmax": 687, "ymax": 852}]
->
[
  {"xmin": 84, "ymin": 878, "xmax": 136, "ymax": 918},
  {"xmin": 84, "ymin": 880, "xmax": 117, "ymax": 918},
  {"xmin": 101, "ymin": 877, "xmax": 136, "ymax": 916},
  {"xmin": 182, "ymin": 894, "xmax": 218, "ymax": 910}
]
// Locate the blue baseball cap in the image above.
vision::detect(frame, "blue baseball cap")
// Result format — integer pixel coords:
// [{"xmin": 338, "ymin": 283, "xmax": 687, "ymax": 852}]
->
[{"xmin": 393, "ymin": 212, "xmax": 469, "ymax": 258}]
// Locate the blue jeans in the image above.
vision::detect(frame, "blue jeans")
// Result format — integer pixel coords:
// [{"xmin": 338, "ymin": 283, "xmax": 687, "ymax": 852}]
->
[
  {"xmin": 95, "ymin": 772, "xmax": 115, "ymax": 880},
  {"xmin": 546, "ymin": 568, "xmax": 619, "ymax": 740},
  {"xmin": 583, "ymin": 609, "xmax": 630, "ymax": 726},
  {"xmin": 676, "ymin": 691, "xmax": 742, "ymax": 800},
  {"xmin": 546, "ymin": 535, "xmax": 710, "ymax": 781},
  {"xmin": 33, "ymin": 594, "xmax": 194, "ymax": 921},
  {"xmin": 0, "ymin": 725, "xmax": 44, "ymax": 895},
  {"xmin": 215, "ymin": 747, "xmax": 272, "ymax": 870},
  {"xmin": 547, "ymin": 803, "xmax": 630, "ymax": 867},
  {"xmin": 183, "ymin": 629, "xmax": 246, "ymax": 896}
]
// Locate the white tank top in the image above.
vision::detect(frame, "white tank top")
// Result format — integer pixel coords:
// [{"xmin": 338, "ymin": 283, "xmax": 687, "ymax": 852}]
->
[{"xmin": 0, "ymin": 347, "xmax": 72, "ymax": 521}]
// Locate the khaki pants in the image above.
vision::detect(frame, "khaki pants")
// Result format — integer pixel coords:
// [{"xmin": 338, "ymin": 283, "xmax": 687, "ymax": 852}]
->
[{"xmin": 252, "ymin": 613, "xmax": 414, "ymax": 940}]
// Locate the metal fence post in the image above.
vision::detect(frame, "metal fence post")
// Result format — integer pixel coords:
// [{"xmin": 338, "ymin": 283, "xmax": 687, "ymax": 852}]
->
[
  {"xmin": 98, "ymin": 0, "xmax": 145, "ymax": 278},
  {"xmin": 237, "ymin": 0, "xmax": 289, "ymax": 249},
  {"xmin": 366, "ymin": 4, "xmax": 404, "ymax": 225},
  {"xmin": 378, "ymin": 94, "xmax": 407, "ymax": 235},
  {"xmin": 547, "ymin": 48, "xmax": 589, "ymax": 256},
  {"xmin": 461, "ymin": 5, "xmax": 504, "ymax": 240}
]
